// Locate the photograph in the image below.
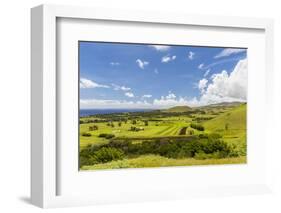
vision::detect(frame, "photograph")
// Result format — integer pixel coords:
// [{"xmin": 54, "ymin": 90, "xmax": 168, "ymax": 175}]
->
[{"xmin": 79, "ymin": 41, "xmax": 247, "ymax": 170}]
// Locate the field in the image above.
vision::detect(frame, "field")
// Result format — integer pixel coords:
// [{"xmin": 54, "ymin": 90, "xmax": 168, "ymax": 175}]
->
[{"xmin": 79, "ymin": 102, "xmax": 247, "ymax": 170}]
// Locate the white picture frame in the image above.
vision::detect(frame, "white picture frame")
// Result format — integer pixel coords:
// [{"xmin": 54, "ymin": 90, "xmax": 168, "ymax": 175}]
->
[{"xmin": 31, "ymin": 4, "xmax": 274, "ymax": 208}]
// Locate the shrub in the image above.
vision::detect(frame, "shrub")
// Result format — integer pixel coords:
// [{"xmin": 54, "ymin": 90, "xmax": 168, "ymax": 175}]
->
[
  {"xmin": 91, "ymin": 147, "xmax": 124, "ymax": 163},
  {"xmin": 99, "ymin": 133, "xmax": 115, "ymax": 139},
  {"xmin": 179, "ymin": 127, "xmax": 187, "ymax": 135},
  {"xmin": 89, "ymin": 125, "xmax": 98, "ymax": 131},
  {"xmin": 82, "ymin": 132, "xmax": 91, "ymax": 137},
  {"xmin": 130, "ymin": 126, "xmax": 144, "ymax": 132},
  {"xmin": 79, "ymin": 155, "xmax": 100, "ymax": 166},
  {"xmin": 188, "ymin": 129, "xmax": 194, "ymax": 135},
  {"xmin": 199, "ymin": 139, "xmax": 231, "ymax": 157},
  {"xmin": 79, "ymin": 134, "xmax": 237, "ymax": 167},
  {"xmin": 225, "ymin": 123, "xmax": 229, "ymax": 130},
  {"xmin": 190, "ymin": 123, "xmax": 205, "ymax": 131}
]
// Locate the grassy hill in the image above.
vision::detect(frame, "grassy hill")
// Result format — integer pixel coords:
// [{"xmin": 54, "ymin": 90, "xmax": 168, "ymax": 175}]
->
[
  {"xmin": 203, "ymin": 103, "xmax": 247, "ymax": 155},
  {"xmin": 199, "ymin": 101, "xmax": 245, "ymax": 109},
  {"xmin": 203, "ymin": 103, "xmax": 246, "ymax": 131},
  {"xmin": 162, "ymin": 105, "xmax": 192, "ymax": 113}
]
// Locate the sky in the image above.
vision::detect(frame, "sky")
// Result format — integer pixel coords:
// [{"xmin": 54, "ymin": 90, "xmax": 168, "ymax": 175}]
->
[{"xmin": 79, "ymin": 42, "xmax": 247, "ymax": 109}]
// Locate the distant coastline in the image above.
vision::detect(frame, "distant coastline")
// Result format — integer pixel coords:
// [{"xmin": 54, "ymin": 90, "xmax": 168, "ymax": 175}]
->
[{"xmin": 80, "ymin": 108, "xmax": 153, "ymax": 117}]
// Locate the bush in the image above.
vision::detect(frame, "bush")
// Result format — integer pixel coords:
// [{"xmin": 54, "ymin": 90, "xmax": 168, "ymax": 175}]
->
[
  {"xmin": 89, "ymin": 125, "xmax": 98, "ymax": 131},
  {"xmin": 80, "ymin": 147, "xmax": 125, "ymax": 166},
  {"xmin": 130, "ymin": 126, "xmax": 144, "ymax": 132},
  {"xmin": 82, "ymin": 132, "xmax": 91, "ymax": 137},
  {"xmin": 79, "ymin": 155, "xmax": 97, "ymax": 166},
  {"xmin": 91, "ymin": 147, "xmax": 124, "ymax": 163},
  {"xmin": 190, "ymin": 123, "xmax": 205, "ymax": 131},
  {"xmin": 188, "ymin": 129, "xmax": 194, "ymax": 135},
  {"xmin": 225, "ymin": 123, "xmax": 229, "ymax": 130},
  {"xmin": 79, "ymin": 134, "xmax": 237, "ymax": 167},
  {"xmin": 179, "ymin": 127, "xmax": 187, "ymax": 135},
  {"xmin": 99, "ymin": 133, "xmax": 115, "ymax": 139}
]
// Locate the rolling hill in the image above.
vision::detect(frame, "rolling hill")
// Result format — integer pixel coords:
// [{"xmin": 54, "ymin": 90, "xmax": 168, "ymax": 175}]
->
[
  {"xmin": 203, "ymin": 103, "xmax": 246, "ymax": 132},
  {"xmin": 162, "ymin": 105, "xmax": 192, "ymax": 113}
]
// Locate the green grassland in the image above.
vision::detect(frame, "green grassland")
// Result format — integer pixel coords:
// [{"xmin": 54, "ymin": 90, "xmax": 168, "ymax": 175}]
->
[
  {"xmin": 79, "ymin": 102, "xmax": 247, "ymax": 170},
  {"xmin": 82, "ymin": 155, "xmax": 246, "ymax": 170},
  {"xmin": 204, "ymin": 103, "xmax": 247, "ymax": 155}
]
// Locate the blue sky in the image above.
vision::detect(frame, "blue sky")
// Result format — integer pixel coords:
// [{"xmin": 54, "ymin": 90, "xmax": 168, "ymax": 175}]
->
[{"xmin": 79, "ymin": 42, "xmax": 247, "ymax": 109}]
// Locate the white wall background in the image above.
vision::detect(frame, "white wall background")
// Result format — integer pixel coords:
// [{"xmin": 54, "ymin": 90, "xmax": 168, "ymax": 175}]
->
[{"xmin": 0, "ymin": 0, "xmax": 280, "ymax": 212}]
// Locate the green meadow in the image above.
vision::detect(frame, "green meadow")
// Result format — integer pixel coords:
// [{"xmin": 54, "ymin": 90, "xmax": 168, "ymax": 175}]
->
[{"xmin": 79, "ymin": 102, "xmax": 247, "ymax": 170}]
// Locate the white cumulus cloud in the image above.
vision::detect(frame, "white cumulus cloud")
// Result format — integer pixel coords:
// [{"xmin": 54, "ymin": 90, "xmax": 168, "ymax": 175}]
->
[
  {"xmin": 110, "ymin": 62, "xmax": 120, "ymax": 66},
  {"xmin": 153, "ymin": 93, "xmax": 190, "ymax": 108},
  {"xmin": 149, "ymin": 45, "xmax": 171, "ymax": 52},
  {"xmin": 198, "ymin": 78, "xmax": 208, "ymax": 94},
  {"xmin": 198, "ymin": 58, "xmax": 247, "ymax": 105},
  {"xmin": 142, "ymin": 94, "xmax": 152, "ymax": 98},
  {"xmin": 214, "ymin": 48, "xmax": 246, "ymax": 59},
  {"xmin": 125, "ymin": 92, "xmax": 135, "ymax": 98},
  {"xmin": 112, "ymin": 84, "xmax": 131, "ymax": 91},
  {"xmin": 198, "ymin": 63, "xmax": 204, "ymax": 70},
  {"xmin": 161, "ymin": 55, "xmax": 176, "ymax": 63},
  {"xmin": 80, "ymin": 78, "xmax": 109, "ymax": 89},
  {"xmin": 188, "ymin": 51, "xmax": 195, "ymax": 60},
  {"xmin": 136, "ymin": 59, "xmax": 149, "ymax": 69},
  {"xmin": 166, "ymin": 91, "xmax": 176, "ymax": 99}
]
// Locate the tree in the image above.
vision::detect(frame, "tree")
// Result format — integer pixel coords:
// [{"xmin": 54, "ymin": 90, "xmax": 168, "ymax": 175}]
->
[
  {"xmin": 89, "ymin": 125, "xmax": 98, "ymax": 131},
  {"xmin": 225, "ymin": 123, "xmax": 229, "ymax": 131},
  {"xmin": 188, "ymin": 130, "xmax": 194, "ymax": 135}
]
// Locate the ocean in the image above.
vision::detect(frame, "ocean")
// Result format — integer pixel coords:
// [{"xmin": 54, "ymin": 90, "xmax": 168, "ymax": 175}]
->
[{"xmin": 80, "ymin": 109, "xmax": 153, "ymax": 117}]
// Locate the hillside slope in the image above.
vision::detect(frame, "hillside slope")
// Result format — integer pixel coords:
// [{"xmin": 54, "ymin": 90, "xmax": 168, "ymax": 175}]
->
[
  {"xmin": 203, "ymin": 103, "xmax": 247, "ymax": 155},
  {"xmin": 162, "ymin": 106, "xmax": 192, "ymax": 113},
  {"xmin": 203, "ymin": 103, "xmax": 246, "ymax": 131}
]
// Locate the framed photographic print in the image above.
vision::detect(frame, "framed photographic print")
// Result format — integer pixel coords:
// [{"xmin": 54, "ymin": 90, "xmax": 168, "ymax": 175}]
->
[
  {"xmin": 78, "ymin": 41, "xmax": 248, "ymax": 170},
  {"xmin": 31, "ymin": 4, "xmax": 274, "ymax": 208}
]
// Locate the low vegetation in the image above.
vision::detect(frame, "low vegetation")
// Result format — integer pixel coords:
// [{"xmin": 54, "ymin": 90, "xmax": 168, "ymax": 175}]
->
[
  {"xmin": 190, "ymin": 123, "xmax": 205, "ymax": 131},
  {"xmin": 80, "ymin": 133, "xmax": 240, "ymax": 168}
]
